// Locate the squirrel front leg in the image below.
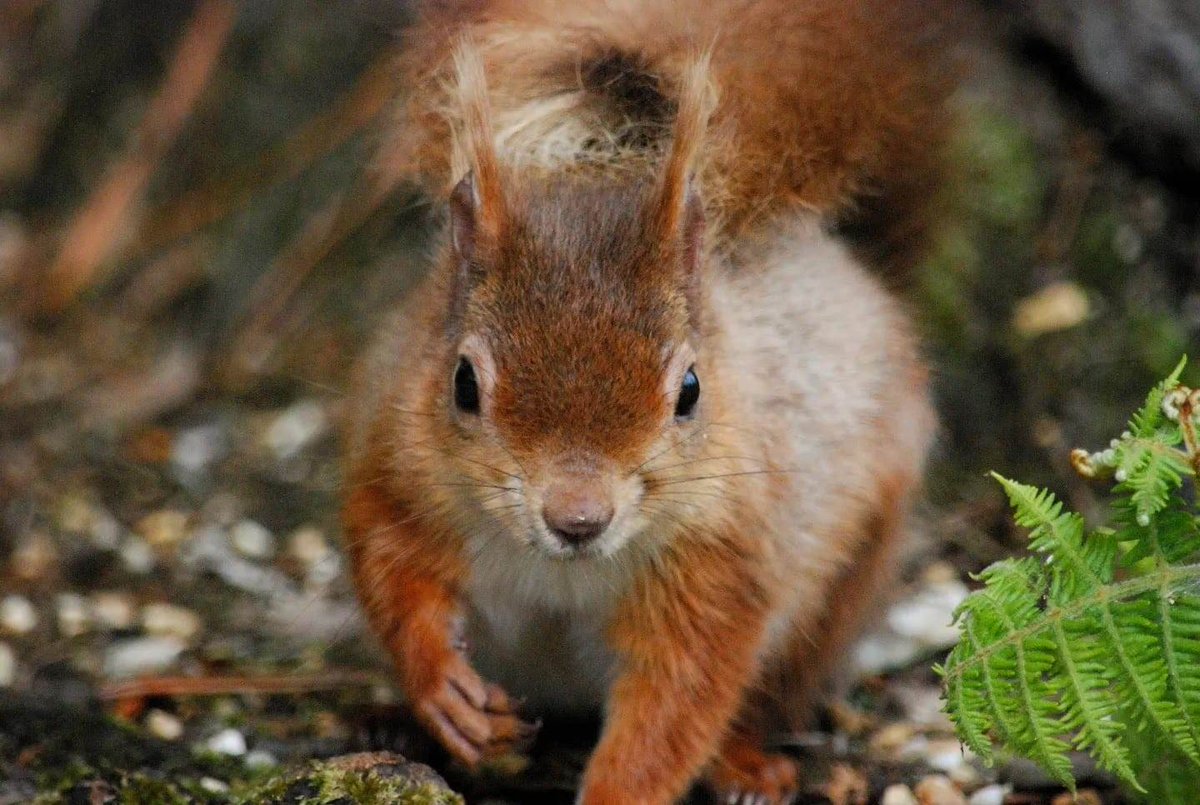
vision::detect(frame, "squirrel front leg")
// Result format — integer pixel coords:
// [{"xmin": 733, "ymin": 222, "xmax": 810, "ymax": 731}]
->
[
  {"xmin": 578, "ymin": 535, "xmax": 773, "ymax": 805},
  {"xmin": 343, "ymin": 478, "xmax": 535, "ymax": 767}
]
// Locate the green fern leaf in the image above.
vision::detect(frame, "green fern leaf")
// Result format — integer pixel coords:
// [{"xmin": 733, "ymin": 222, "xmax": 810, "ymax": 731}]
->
[{"xmin": 942, "ymin": 359, "xmax": 1200, "ymax": 800}]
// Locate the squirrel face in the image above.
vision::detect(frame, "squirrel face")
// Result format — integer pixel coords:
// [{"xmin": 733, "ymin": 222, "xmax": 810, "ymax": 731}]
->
[
  {"xmin": 434, "ymin": 171, "xmax": 710, "ymax": 560},
  {"xmin": 410, "ymin": 46, "xmax": 718, "ymax": 560}
]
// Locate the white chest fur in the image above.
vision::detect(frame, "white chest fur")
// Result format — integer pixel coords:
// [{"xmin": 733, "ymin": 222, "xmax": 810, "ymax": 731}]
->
[{"xmin": 463, "ymin": 534, "xmax": 629, "ymax": 713}]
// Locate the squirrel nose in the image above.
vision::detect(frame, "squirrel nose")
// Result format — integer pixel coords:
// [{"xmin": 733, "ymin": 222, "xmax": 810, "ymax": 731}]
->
[{"xmin": 542, "ymin": 483, "xmax": 614, "ymax": 546}]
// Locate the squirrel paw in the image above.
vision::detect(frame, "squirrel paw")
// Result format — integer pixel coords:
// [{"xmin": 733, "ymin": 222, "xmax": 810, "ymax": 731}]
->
[
  {"xmin": 412, "ymin": 654, "xmax": 539, "ymax": 768},
  {"xmin": 704, "ymin": 741, "xmax": 799, "ymax": 805}
]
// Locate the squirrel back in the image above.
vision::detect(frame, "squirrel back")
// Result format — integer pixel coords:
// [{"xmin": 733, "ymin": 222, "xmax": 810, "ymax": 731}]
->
[{"xmin": 382, "ymin": 0, "xmax": 951, "ymax": 274}]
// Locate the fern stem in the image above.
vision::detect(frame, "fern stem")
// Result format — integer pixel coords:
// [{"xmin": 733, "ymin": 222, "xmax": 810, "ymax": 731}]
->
[{"xmin": 944, "ymin": 562, "xmax": 1200, "ymax": 679}]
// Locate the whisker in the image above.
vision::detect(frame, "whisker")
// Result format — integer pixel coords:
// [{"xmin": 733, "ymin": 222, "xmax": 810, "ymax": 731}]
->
[
  {"xmin": 643, "ymin": 454, "xmax": 774, "ymax": 475},
  {"xmin": 653, "ymin": 468, "xmax": 799, "ymax": 486}
]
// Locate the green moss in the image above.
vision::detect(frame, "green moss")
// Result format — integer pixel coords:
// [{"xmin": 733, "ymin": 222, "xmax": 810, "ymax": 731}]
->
[
  {"xmin": 232, "ymin": 762, "xmax": 463, "ymax": 805},
  {"xmin": 116, "ymin": 773, "xmax": 192, "ymax": 805}
]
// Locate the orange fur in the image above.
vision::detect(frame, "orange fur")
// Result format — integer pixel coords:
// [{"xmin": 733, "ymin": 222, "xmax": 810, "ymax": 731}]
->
[
  {"xmin": 345, "ymin": 3, "xmax": 942, "ymax": 802},
  {"xmin": 379, "ymin": 0, "xmax": 951, "ymax": 275}
]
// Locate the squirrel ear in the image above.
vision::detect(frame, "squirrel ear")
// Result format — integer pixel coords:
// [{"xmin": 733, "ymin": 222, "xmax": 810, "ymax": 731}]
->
[
  {"xmin": 651, "ymin": 54, "xmax": 713, "ymax": 243},
  {"xmin": 450, "ymin": 40, "xmax": 505, "ymax": 253},
  {"xmin": 449, "ymin": 170, "xmax": 481, "ymax": 260}
]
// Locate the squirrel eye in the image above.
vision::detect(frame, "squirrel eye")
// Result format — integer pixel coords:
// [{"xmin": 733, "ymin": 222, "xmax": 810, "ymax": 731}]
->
[
  {"xmin": 675, "ymin": 365, "xmax": 700, "ymax": 419},
  {"xmin": 453, "ymin": 357, "xmax": 481, "ymax": 414}
]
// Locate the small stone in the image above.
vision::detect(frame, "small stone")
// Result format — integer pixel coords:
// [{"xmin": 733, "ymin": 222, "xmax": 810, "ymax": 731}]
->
[
  {"xmin": 229, "ymin": 519, "xmax": 275, "ymax": 560},
  {"xmin": 11, "ymin": 532, "xmax": 57, "ymax": 580},
  {"xmin": 91, "ymin": 592, "xmax": 136, "ymax": 631},
  {"xmin": 926, "ymin": 738, "xmax": 972, "ymax": 772},
  {"xmin": 881, "ymin": 785, "xmax": 919, "ymax": 805},
  {"xmin": 914, "ymin": 775, "xmax": 966, "ymax": 805},
  {"xmin": 288, "ymin": 525, "xmax": 330, "ymax": 567},
  {"xmin": 145, "ymin": 708, "xmax": 184, "ymax": 741},
  {"xmin": 946, "ymin": 756, "xmax": 982, "ymax": 790},
  {"xmin": 136, "ymin": 509, "xmax": 190, "ymax": 550},
  {"xmin": 199, "ymin": 778, "xmax": 230, "ymax": 794},
  {"xmin": 205, "ymin": 728, "xmax": 247, "ymax": 756},
  {"xmin": 968, "ymin": 785, "xmax": 1009, "ymax": 805},
  {"xmin": 921, "ymin": 562, "xmax": 959, "ymax": 585},
  {"xmin": 869, "ymin": 723, "xmax": 917, "ymax": 758},
  {"xmin": 896, "ymin": 734, "xmax": 930, "ymax": 763},
  {"xmin": 264, "ymin": 400, "xmax": 327, "ymax": 459},
  {"xmin": 56, "ymin": 496, "xmax": 122, "ymax": 549},
  {"xmin": 886, "ymin": 580, "xmax": 969, "ymax": 644},
  {"xmin": 244, "ymin": 749, "xmax": 278, "ymax": 770},
  {"xmin": 56, "ymin": 592, "xmax": 92, "ymax": 637},
  {"xmin": 822, "ymin": 763, "xmax": 868, "ymax": 805},
  {"xmin": 120, "ymin": 535, "xmax": 156, "ymax": 574},
  {"xmin": 0, "ymin": 642, "xmax": 14, "ymax": 686},
  {"xmin": 104, "ymin": 636, "xmax": 186, "ymax": 678},
  {"xmin": 172, "ymin": 424, "xmax": 226, "ymax": 475},
  {"xmin": 141, "ymin": 603, "xmax": 202, "ymax": 642},
  {"xmin": 1053, "ymin": 792, "xmax": 1101, "ymax": 805},
  {"xmin": 1012, "ymin": 281, "xmax": 1090, "ymax": 337},
  {"xmin": 0, "ymin": 595, "xmax": 37, "ymax": 635}
]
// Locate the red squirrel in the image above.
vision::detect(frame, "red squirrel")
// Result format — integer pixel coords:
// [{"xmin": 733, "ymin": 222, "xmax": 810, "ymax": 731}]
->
[{"xmin": 343, "ymin": 1, "xmax": 946, "ymax": 802}]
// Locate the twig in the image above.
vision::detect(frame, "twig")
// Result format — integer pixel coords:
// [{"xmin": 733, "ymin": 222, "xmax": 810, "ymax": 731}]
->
[
  {"xmin": 100, "ymin": 669, "xmax": 382, "ymax": 702},
  {"xmin": 36, "ymin": 0, "xmax": 237, "ymax": 314},
  {"xmin": 223, "ymin": 165, "xmax": 407, "ymax": 381}
]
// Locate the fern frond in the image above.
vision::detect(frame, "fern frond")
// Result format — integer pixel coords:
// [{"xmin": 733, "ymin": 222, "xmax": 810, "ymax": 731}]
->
[
  {"xmin": 942, "ymin": 359, "xmax": 1200, "ymax": 800},
  {"xmin": 1128, "ymin": 356, "xmax": 1187, "ymax": 438}
]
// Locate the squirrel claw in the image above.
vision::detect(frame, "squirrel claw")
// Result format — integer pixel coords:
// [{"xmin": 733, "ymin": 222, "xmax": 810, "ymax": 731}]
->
[{"xmin": 413, "ymin": 655, "xmax": 533, "ymax": 769}]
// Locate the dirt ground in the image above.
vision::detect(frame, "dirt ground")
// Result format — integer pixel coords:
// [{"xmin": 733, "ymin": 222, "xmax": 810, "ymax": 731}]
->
[{"xmin": 1, "ymin": 1, "xmax": 1197, "ymax": 803}]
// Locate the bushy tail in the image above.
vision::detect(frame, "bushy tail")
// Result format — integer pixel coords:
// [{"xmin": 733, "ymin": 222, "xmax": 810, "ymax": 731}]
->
[{"xmin": 382, "ymin": 0, "xmax": 953, "ymax": 274}]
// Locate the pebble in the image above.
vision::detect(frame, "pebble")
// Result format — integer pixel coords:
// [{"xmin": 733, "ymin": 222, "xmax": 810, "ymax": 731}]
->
[
  {"xmin": 0, "ymin": 595, "xmax": 37, "ymax": 635},
  {"xmin": 90, "ymin": 592, "xmax": 136, "ymax": 631},
  {"xmin": 288, "ymin": 525, "xmax": 330, "ymax": 567},
  {"xmin": 103, "ymin": 635, "xmax": 185, "ymax": 678},
  {"xmin": 264, "ymin": 399, "xmax": 327, "ymax": 459},
  {"xmin": 141, "ymin": 602, "xmax": 202, "ymax": 642},
  {"xmin": 1012, "ymin": 281, "xmax": 1090, "ymax": 337},
  {"xmin": 205, "ymin": 727, "xmax": 247, "ymax": 756},
  {"xmin": 886, "ymin": 579, "xmax": 968, "ymax": 644},
  {"xmin": 926, "ymin": 738, "xmax": 972, "ymax": 771},
  {"xmin": 968, "ymin": 785, "xmax": 1009, "ymax": 805},
  {"xmin": 245, "ymin": 749, "xmax": 279, "ymax": 770},
  {"xmin": 145, "ymin": 708, "xmax": 184, "ymax": 741},
  {"xmin": 914, "ymin": 775, "xmax": 966, "ymax": 805},
  {"xmin": 55, "ymin": 592, "xmax": 92, "ymax": 637},
  {"xmin": 856, "ymin": 576, "xmax": 969, "ymax": 675},
  {"xmin": 946, "ymin": 756, "xmax": 982, "ymax": 790},
  {"xmin": 0, "ymin": 317, "xmax": 19, "ymax": 386},
  {"xmin": 136, "ymin": 509, "xmax": 190, "ymax": 550},
  {"xmin": 11, "ymin": 532, "xmax": 57, "ymax": 580},
  {"xmin": 120, "ymin": 535, "xmax": 156, "ymax": 574},
  {"xmin": 0, "ymin": 642, "xmax": 14, "ymax": 686},
  {"xmin": 881, "ymin": 785, "xmax": 919, "ymax": 805},
  {"xmin": 230, "ymin": 519, "xmax": 275, "ymax": 560},
  {"xmin": 869, "ymin": 723, "xmax": 916, "ymax": 757},
  {"xmin": 199, "ymin": 778, "xmax": 230, "ymax": 794},
  {"xmin": 172, "ymin": 423, "xmax": 226, "ymax": 475},
  {"xmin": 56, "ymin": 496, "xmax": 121, "ymax": 549}
]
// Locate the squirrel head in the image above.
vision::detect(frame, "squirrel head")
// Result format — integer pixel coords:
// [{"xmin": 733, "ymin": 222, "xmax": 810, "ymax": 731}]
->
[{"xmin": 426, "ymin": 45, "xmax": 722, "ymax": 560}]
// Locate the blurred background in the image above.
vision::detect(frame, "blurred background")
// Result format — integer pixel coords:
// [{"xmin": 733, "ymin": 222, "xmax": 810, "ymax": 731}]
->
[{"xmin": 0, "ymin": 1, "xmax": 1197, "ymax": 802}]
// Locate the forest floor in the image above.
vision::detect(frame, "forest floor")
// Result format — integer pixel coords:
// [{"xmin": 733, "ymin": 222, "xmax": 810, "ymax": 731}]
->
[{"xmin": 1, "ymin": 1, "xmax": 1197, "ymax": 803}]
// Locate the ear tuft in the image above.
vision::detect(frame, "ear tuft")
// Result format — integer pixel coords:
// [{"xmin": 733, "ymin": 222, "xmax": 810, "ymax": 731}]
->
[
  {"xmin": 652, "ymin": 52, "xmax": 715, "ymax": 241},
  {"xmin": 449, "ymin": 170, "xmax": 479, "ymax": 259},
  {"xmin": 450, "ymin": 40, "xmax": 505, "ymax": 243}
]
